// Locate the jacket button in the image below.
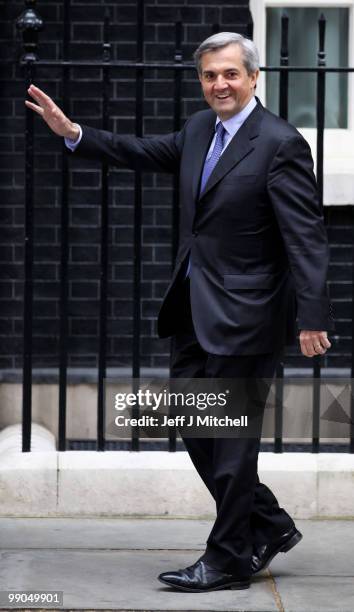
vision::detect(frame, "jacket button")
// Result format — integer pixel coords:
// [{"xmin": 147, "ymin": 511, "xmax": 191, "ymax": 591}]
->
[{"xmin": 192, "ymin": 231, "xmax": 198, "ymax": 237}]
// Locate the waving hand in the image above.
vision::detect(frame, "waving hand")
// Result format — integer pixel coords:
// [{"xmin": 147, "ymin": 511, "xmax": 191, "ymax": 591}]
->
[{"xmin": 25, "ymin": 84, "xmax": 79, "ymax": 140}]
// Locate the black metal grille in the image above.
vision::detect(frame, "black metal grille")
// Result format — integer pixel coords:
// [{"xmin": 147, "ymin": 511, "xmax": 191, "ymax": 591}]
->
[{"xmin": 5, "ymin": 2, "xmax": 354, "ymax": 453}]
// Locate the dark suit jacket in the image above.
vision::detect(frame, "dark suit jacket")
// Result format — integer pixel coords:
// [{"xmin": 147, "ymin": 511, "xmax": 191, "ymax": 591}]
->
[{"xmin": 73, "ymin": 99, "xmax": 334, "ymax": 356}]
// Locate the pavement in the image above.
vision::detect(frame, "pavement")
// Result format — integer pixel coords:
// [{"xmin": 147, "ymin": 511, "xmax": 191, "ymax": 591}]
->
[{"xmin": 0, "ymin": 518, "xmax": 353, "ymax": 611}]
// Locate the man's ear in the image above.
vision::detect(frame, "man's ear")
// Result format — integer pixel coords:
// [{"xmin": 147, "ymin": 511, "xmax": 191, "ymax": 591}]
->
[
  {"xmin": 252, "ymin": 69, "xmax": 260, "ymax": 89},
  {"xmin": 249, "ymin": 69, "xmax": 259, "ymax": 92}
]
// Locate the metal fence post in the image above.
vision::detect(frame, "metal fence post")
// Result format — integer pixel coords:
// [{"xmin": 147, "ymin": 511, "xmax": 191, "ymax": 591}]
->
[
  {"xmin": 16, "ymin": 0, "xmax": 43, "ymax": 452},
  {"xmin": 58, "ymin": 0, "xmax": 71, "ymax": 452},
  {"xmin": 97, "ymin": 9, "xmax": 112, "ymax": 451},
  {"xmin": 131, "ymin": 0, "xmax": 145, "ymax": 451},
  {"xmin": 312, "ymin": 13, "xmax": 327, "ymax": 454}
]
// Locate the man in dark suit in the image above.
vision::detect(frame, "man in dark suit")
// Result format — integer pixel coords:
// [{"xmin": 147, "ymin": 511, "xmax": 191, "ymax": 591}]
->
[{"xmin": 26, "ymin": 32, "xmax": 333, "ymax": 593}]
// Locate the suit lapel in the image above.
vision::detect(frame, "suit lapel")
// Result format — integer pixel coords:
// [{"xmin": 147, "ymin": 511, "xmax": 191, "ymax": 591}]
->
[
  {"xmin": 198, "ymin": 100, "xmax": 264, "ymax": 201},
  {"xmin": 191, "ymin": 111, "xmax": 217, "ymax": 203}
]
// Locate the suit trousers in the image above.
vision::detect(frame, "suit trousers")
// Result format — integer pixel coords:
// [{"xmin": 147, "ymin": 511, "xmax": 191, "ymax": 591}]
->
[{"xmin": 170, "ymin": 277, "xmax": 295, "ymax": 576}]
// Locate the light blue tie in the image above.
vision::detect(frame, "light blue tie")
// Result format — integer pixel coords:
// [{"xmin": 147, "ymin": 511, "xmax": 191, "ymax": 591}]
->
[
  {"xmin": 199, "ymin": 121, "xmax": 226, "ymax": 194},
  {"xmin": 184, "ymin": 122, "xmax": 226, "ymax": 278}
]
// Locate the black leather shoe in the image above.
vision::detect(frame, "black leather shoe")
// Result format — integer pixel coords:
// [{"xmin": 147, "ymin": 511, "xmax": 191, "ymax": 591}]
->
[
  {"xmin": 251, "ymin": 527, "xmax": 303, "ymax": 574},
  {"xmin": 158, "ymin": 559, "xmax": 250, "ymax": 592}
]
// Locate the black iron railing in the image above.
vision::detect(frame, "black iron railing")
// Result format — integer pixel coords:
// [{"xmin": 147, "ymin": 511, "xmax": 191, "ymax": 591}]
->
[{"xmin": 7, "ymin": 1, "xmax": 354, "ymax": 453}]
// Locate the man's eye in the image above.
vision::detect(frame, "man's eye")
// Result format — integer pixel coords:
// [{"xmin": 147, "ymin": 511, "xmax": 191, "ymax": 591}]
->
[{"xmin": 227, "ymin": 72, "xmax": 237, "ymax": 78}]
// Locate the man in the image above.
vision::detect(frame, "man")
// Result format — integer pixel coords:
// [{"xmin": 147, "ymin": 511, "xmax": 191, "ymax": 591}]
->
[{"xmin": 26, "ymin": 32, "xmax": 333, "ymax": 593}]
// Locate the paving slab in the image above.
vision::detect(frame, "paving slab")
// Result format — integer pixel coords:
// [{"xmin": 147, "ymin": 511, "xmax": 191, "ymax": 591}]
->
[
  {"xmin": 0, "ymin": 550, "xmax": 277, "ymax": 611},
  {"xmin": 0, "ymin": 518, "xmax": 211, "ymax": 551},
  {"xmin": 0, "ymin": 518, "xmax": 353, "ymax": 611},
  {"xmin": 273, "ymin": 576, "xmax": 354, "ymax": 612}
]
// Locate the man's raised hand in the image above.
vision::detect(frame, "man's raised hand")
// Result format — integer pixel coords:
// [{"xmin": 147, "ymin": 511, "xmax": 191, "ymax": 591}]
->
[{"xmin": 25, "ymin": 84, "xmax": 79, "ymax": 140}]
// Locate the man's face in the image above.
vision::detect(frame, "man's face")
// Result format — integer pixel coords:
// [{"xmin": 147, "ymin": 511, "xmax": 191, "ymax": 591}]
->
[{"xmin": 199, "ymin": 43, "xmax": 259, "ymax": 120}]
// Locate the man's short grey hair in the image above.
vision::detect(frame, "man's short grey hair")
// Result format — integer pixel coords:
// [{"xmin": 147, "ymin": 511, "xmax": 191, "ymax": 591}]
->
[{"xmin": 194, "ymin": 32, "xmax": 259, "ymax": 76}]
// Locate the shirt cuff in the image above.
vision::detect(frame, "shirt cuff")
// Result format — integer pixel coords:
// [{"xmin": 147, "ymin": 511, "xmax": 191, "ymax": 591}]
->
[{"xmin": 64, "ymin": 124, "xmax": 82, "ymax": 151}]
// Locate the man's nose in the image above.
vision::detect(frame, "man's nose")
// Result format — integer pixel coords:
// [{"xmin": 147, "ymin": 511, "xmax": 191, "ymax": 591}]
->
[{"xmin": 214, "ymin": 75, "xmax": 228, "ymax": 89}]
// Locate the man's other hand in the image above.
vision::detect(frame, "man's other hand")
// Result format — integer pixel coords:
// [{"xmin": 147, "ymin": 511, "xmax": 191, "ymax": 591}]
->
[
  {"xmin": 299, "ymin": 330, "xmax": 331, "ymax": 357},
  {"xmin": 25, "ymin": 84, "xmax": 79, "ymax": 140}
]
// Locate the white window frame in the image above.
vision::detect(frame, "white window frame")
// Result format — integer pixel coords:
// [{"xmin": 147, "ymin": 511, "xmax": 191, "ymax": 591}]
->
[{"xmin": 250, "ymin": 0, "xmax": 354, "ymax": 205}]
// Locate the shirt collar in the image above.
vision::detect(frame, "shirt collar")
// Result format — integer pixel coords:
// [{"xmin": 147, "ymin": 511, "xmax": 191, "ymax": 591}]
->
[{"xmin": 216, "ymin": 96, "xmax": 257, "ymax": 137}]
